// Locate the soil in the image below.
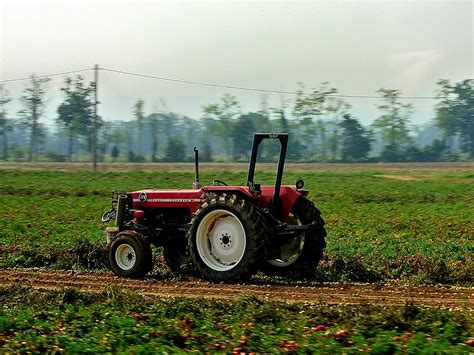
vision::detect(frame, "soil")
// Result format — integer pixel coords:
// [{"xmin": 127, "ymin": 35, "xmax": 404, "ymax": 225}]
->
[{"xmin": 1, "ymin": 268, "xmax": 472, "ymax": 308}]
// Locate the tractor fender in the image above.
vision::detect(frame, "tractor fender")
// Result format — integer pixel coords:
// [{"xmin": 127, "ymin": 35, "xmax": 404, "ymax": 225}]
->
[
  {"xmin": 262, "ymin": 186, "xmax": 303, "ymax": 223},
  {"xmin": 203, "ymin": 186, "xmax": 304, "ymax": 224}
]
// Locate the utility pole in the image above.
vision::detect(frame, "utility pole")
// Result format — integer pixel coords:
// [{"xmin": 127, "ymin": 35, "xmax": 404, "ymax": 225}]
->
[{"xmin": 92, "ymin": 64, "xmax": 99, "ymax": 171}]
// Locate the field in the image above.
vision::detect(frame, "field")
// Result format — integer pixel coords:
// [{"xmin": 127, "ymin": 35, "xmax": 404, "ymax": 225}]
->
[
  {"xmin": 0, "ymin": 163, "xmax": 473, "ymax": 351},
  {"xmin": 1, "ymin": 163, "xmax": 472, "ymax": 283}
]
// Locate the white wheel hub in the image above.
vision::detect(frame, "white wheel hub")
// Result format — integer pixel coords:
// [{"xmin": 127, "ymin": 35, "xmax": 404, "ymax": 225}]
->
[
  {"xmin": 115, "ymin": 244, "xmax": 136, "ymax": 270},
  {"xmin": 196, "ymin": 209, "xmax": 246, "ymax": 271}
]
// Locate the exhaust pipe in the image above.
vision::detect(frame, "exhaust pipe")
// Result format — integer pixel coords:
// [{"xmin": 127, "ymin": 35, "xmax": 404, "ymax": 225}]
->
[
  {"xmin": 115, "ymin": 194, "xmax": 128, "ymax": 230},
  {"xmin": 193, "ymin": 147, "xmax": 201, "ymax": 189}
]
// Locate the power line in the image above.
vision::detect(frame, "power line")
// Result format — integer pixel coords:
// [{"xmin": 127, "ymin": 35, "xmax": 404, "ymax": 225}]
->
[
  {"xmin": 0, "ymin": 68, "xmax": 93, "ymax": 83},
  {"xmin": 0, "ymin": 65, "xmax": 440, "ymax": 100},
  {"xmin": 101, "ymin": 67, "xmax": 438, "ymax": 100}
]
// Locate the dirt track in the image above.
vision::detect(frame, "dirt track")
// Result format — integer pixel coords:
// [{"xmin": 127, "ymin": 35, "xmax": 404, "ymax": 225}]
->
[{"xmin": 1, "ymin": 268, "xmax": 472, "ymax": 308}]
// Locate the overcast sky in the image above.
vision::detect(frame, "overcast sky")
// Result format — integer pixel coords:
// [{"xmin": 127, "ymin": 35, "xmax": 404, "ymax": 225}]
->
[{"xmin": 0, "ymin": 0, "xmax": 472, "ymax": 127}]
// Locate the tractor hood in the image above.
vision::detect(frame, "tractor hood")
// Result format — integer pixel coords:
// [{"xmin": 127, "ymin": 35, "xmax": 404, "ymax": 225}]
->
[
  {"xmin": 131, "ymin": 189, "xmax": 205, "ymax": 212},
  {"xmin": 131, "ymin": 185, "xmax": 304, "ymax": 220}
]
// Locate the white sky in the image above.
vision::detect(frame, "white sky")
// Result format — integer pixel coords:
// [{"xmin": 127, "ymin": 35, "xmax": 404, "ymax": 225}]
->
[{"xmin": 0, "ymin": 0, "xmax": 472, "ymax": 127}]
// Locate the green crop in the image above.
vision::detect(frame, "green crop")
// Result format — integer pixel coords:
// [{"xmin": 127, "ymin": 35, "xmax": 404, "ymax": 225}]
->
[
  {"xmin": 0, "ymin": 167, "xmax": 473, "ymax": 284},
  {"xmin": 0, "ymin": 286, "xmax": 472, "ymax": 353}
]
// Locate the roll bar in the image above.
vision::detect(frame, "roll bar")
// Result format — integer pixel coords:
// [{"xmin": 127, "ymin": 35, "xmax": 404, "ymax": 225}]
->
[{"xmin": 247, "ymin": 133, "xmax": 288, "ymax": 218}]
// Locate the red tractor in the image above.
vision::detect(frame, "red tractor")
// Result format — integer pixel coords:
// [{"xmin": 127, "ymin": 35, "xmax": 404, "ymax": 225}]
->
[{"xmin": 101, "ymin": 133, "xmax": 326, "ymax": 281}]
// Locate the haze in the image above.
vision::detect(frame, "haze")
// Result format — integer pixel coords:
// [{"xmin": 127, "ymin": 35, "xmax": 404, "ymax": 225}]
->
[{"xmin": 0, "ymin": 0, "xmax": 472, "ymax": 126}]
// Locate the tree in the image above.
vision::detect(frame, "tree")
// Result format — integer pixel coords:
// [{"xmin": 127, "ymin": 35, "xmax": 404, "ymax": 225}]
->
[
  {"xmin": 200, "ymin": 107, "xmax": 216, "ymax": 162},
  {"xmin": 419, "ymin": 139, "xmax": 446, "ymax": 161},
  {"xmin": 202, "ymin": 94, "xmax": 240, "ymax": 160},
  {"xmin": 147, "ymin": 112, "xmax": 161, "ymax": 162},
  {"xmin": 435, "ymin": 79, "xmax": 458, "ymax": 158},
  {"xmin": 372, "ymin": 88, "xmax": 413, "ymax": 161},
  {"xmin": 0, "ymin": 85, "xmax": 12, "ymax": 161},
  {"xmin": 182, "ymin": 115, "xmax": 196, "ymax": 156},
  {"xmin": 435, "ymin": 79, "xmax": 474, "ymax": 158},
  {"xmin": 454, "ymin": 80, "xmax": 474, "ymax": 158},
  {"xmin": 164, "ymin": 137, "xmax": 186, "ymax": 162},
  {"xmin": 111, "ymin": 145, "xmax": 120, "ymax": 161},
  {"xmin": 269, "ymin": 97, "xmax": 306, "ymax": 159},
  {"xmin": 270, "ymin": 97, "xmax": 290, "ymax": 133},
  {"xmin": 253, "ymin": 97, "xmax": 275, "ymax": 159},
  {"xmin": 292, "ymin": 82, "xmax": 338, "ymax": 160},
  {"xmin": 338, "ymin": 114, "xmax": 371, "ymax": 161},
  {"xmin": 232, "ymin": 113, "xmax": 256, "ymax": 159},
  {"xmin": 163, "ymin": 112, "xmax": 177, "ymax": 145},
  {"xmin": 57, "ymin": 76, "xmax": 94, "ymax": 160},
  {"xmin": 105, "ymin": 126, "xmax": 127, "ymax": 160},
  {"xmin": 19, "ymin": 75, "xmax": 50, "ymax": 161},
  {"xmin": 325, "ymin": 96, "xmax": 351, "ymax": 161},
  {"xmin": 256, "ymin": 94, "xmax": 272, "ymax": 132},
  {"xmin": 133, "ymin": 99, "xmax": 145, "ymax": 155}
]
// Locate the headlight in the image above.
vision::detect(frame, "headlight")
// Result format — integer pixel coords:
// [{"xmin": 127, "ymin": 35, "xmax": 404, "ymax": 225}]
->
[{"xmin": 296, "ymin": 179, "xmax": 305, "ymax": 190}]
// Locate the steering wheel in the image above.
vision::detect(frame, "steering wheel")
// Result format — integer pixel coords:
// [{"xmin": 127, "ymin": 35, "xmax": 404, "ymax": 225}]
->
[{"xmin": 212, "ymin": 179, "xmax": 228, "ymax": 186}]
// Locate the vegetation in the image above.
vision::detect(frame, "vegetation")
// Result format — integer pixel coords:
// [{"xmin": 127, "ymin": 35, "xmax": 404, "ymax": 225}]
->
[
  {"xmin": 435, "ymin": 79, "xmax": 474, "ymax": 158},
  {"xmin": 0, "ymin": 285, "xmax": 472, "ymax": 353},
  {"xmin": 0, "ymin": 165, "xmax": 472, "ymax": 351},
  {"xmin": 338, "ymin": 113, "xmax": 372, "ymax": 162},
  {"xmin": 18, "ymin": 76, "xmax": 51, "ymax": 162},
  {"xmin": 57, "ymin": 76, "xmax": 96, "ymax": 160},
  {"xmin": 0, "ymin": 85, "xmax": 12, "ymax": 161},
  {"xmin": 0, "ymin": 167, "xmax": 472, "ymax": 284},
  {"xmin": 0, "ymin": 77, "xmax": 472, "ymax": 163},
  {"xmin": 372, "ymin": 89, "xmax": 413, "ymax": 162}
]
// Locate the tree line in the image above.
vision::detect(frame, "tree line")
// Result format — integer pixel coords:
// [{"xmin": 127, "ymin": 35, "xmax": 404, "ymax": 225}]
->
[{"xmin": 0, "ymin": 76, "xmax": 472, "ymax": 163}]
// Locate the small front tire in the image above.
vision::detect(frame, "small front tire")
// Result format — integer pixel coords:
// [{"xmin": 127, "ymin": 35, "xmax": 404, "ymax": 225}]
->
[{"xmin": 108, "ymin": 231, "xmax": 153, "ymax": 278}]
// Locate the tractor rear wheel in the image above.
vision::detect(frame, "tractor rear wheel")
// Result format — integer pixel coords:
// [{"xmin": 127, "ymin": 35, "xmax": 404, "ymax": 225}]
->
[
  {"xmin": 188, "ymin": 194, "xmax": 265, "ymax": 282},
  {"xmin": 108, "ymin": 231, "xmax": 153, "ymax": 278},
  {"xmin": 260, "ymin": 198, "xmax": 326, "ymax": 278}
]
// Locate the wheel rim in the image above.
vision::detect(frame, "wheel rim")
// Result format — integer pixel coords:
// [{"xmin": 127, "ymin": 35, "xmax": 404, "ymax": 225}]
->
[
  {"xmin": 115, "ymin": 244, "xmax": 136, "ymax": 270},
  {"xmin": 267, "ymin": 213, "xmax": 305, "ymax": 267},
  {"xmin": 196, "ymin": 209, "xmax": 246, "ymax": 271}
]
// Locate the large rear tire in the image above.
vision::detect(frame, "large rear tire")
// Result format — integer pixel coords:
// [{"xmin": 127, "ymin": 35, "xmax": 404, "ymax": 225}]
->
[
  {"xmin": 260, "ymin": 198, "xmax": 326, "ymax": 278},
  {"xmin": 188, "ymin": 194, "xmax": 265, "ymax": 282},
  {"xmin": 108, "ymin": 231, "xmax": 153, "ymax": 278}
]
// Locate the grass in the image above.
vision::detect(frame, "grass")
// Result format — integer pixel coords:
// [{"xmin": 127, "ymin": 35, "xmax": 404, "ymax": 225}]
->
[
  {"xmin": 0, "ymin": 286, "xmax": 472, "ymax": 353},
  {"xmin": 0, "ymin": 167, "xmax": 473, "ymax": 284}
]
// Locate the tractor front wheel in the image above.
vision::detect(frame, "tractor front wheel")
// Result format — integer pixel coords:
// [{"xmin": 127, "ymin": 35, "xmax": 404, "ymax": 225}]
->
[
  {"xmin": 260, "ymin": 198, "xmax": 326, "ymax": 279},
  {"xmin": 189, "ymin": 194, "xmax": 265, "ymax": 282},
  {"xmin": 108, "ymin": 231, "xmax": 153, "ymax": 278}
]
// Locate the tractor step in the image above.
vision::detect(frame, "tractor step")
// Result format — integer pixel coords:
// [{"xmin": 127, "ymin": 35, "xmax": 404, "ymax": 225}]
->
[
  {"xmin": 106, "ymin": 227, "xmax": 119, "ymax": 243},
  {"xmin": 275, "ymin": 221, "xmax": 317, "ymax": 236}
]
